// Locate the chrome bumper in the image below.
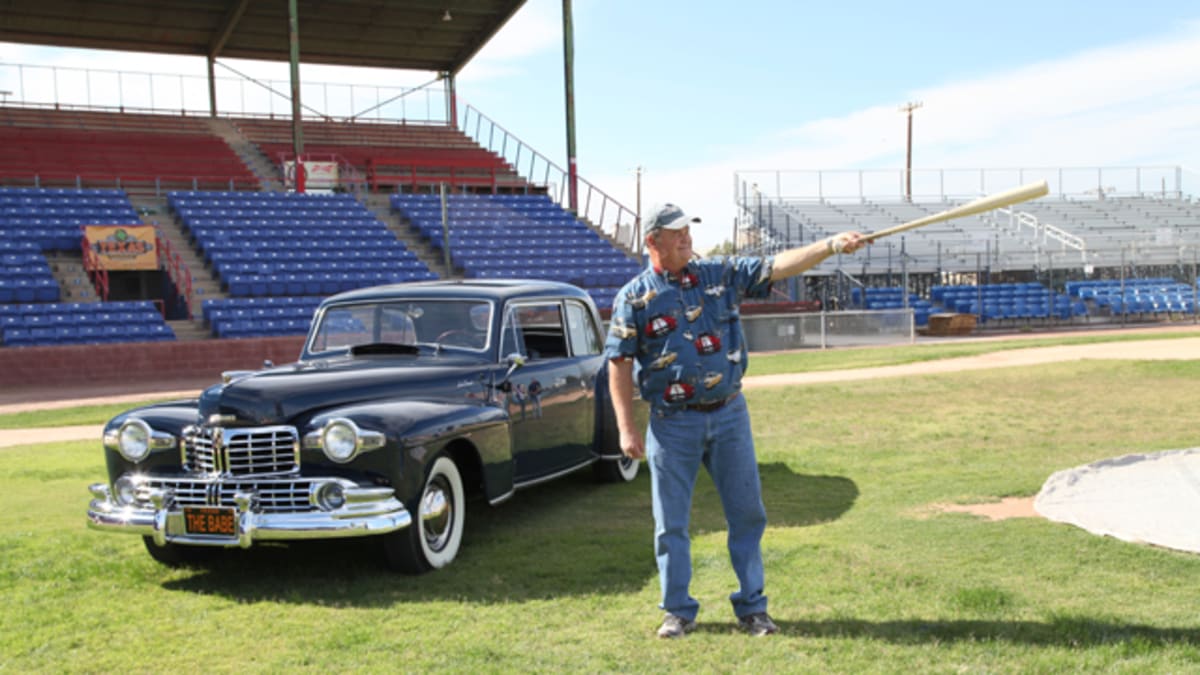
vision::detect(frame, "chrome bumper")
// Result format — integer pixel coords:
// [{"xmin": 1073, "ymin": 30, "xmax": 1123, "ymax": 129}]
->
[{"xmin": 86, "ymin": 479, "xmax": 411, "ymax": 548}]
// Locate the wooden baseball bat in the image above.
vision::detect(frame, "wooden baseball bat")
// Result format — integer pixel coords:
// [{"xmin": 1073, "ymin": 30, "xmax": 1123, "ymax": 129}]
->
[{"xmin": 864, "ymin": 180, "xmax": 1049, "ymax": 243}]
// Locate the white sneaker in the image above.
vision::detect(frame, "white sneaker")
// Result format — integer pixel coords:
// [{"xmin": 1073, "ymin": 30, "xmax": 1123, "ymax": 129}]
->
[
  {"xmin": 656, "ymin": 613, "xmax": 697, "ymax": 639},
  {"xmin": 738, "ymin": 612, "xmax": 779, "ymax": 636}
]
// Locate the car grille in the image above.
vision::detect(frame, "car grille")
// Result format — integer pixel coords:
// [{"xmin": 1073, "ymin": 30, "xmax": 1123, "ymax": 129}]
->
[
  {"xmin": 186, "ymin": 425, "xmax": 299, "ymax": 477},
  {"xmin": 141, "ymin": 477, "xmax": 316, "ymax": 513}
]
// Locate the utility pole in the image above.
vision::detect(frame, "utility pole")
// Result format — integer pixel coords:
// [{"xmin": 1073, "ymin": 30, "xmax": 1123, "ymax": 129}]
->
[
  {"xmin": 899, "ymin": 101, "xmax": 922, "ymax": 201},
  {"xmin": 633, "ymin": 165, "xmax": 643, "ymax": 254}
]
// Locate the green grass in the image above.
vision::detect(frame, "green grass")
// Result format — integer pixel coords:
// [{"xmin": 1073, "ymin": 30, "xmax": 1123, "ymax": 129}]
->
[
  {"xmin": 0, "ymin": 398, "xmax": 185, "ymax": 430},
  {"xmin": 749, "ymin": 327, "xmax": 1200, "ymax": 375},
  {"xmin": 4, "ymin": 328, "xmax": 1197, "ymax": 429},
  {"xmin": 4, "ymin": 341, "xmax": 1200, "ymax": 672}
]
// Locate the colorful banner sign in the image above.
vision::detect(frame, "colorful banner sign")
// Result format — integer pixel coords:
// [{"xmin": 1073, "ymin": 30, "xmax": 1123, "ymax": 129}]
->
[
  {"xmin": 85, "ymin": 225, "xmax": 157, "ymax": 271},
  {"xmin": 284, "ymin": 160, "xmax": 340, "ymax": 190}
]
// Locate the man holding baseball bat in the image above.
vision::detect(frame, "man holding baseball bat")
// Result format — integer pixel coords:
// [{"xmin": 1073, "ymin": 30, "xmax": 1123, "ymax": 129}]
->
[{"xmin": 604, "ymin": 203, "xmax": 868, "ymax": 638}]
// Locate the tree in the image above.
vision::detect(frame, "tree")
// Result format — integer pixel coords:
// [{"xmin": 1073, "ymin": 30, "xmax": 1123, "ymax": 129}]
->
[{"xmin": 705, "ymin": 240, "xmax": 736, "ymax": 257}]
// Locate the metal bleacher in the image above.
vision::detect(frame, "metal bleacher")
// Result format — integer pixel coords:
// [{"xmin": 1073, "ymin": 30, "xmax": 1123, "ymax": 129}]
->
[
  {"xmin": 737, "ymin": 167, "xmax": 1200, "ymax": 327},
  {"xmin": 757, "ymin": 193, "xmax": 1200, "ymax": 275}
]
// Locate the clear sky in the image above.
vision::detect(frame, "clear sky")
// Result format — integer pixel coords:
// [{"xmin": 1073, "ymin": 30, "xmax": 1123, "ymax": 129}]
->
[{"xmin": 2, "ymin": 0, "xmax": 1198, "ymax": 250}]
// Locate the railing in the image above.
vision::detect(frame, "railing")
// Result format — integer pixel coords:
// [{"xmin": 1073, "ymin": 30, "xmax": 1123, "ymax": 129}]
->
[
  {"xmin": 734, "ymin": 166, "xmax": 1195, "ymax": 204},
  {"xmin": 1, "ymin": 170, "xmax": 257, "ymax": 195},
  {"xmin": 156, "ymin": 231, "xmax": 194, "ymax": 320},
  {"xmin": 79, "ymin": 235, "xmax": 110, "ymax": 301},
  {"xmin": 460, "ymin": 104, "xmax": 639, "ymax": 251},
  {"xmin": 0, "ymin": 61, "xmax": 450, "ymax": 123},
  {"xmin": 996, "ymin": 208, "xmax": 1087, "ymax": 265}
]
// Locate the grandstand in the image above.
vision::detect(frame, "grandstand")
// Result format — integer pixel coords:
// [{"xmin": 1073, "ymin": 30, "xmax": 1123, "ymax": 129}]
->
[
  {"xmin": 3, "ymin": 95, "xmax": 1197, "ymax": 351},
  {"xmin": 0, "ymin": 103, "xmax": 642, "ymax": 349},
  {"xmin": 737, "ymin": 167, "xmax": 1200, "ymax": 325},
  {"xmin": 0, "ymin": 2, "xmax": 1195, "ymax": 363}
]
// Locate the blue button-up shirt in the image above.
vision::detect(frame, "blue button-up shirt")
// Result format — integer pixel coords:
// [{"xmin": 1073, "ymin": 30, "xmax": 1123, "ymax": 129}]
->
[{"xmin": 603, "ymin": 255, "xmax": 774, "ymax": 416}]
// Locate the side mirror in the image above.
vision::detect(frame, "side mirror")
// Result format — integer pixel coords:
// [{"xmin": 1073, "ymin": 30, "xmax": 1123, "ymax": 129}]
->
[
  {"xmin": 490, "ymin": 353, "xmax": 526, "ymax": 393},
  {"xmin": 503, "ymin": 353, "xmax": 526, "ymax": 378}
]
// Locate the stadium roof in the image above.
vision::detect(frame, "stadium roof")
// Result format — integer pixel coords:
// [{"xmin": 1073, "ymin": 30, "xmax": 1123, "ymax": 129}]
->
[{"xmin": 0, "ymin": 0, "xmax": 526, "ymax": 74}]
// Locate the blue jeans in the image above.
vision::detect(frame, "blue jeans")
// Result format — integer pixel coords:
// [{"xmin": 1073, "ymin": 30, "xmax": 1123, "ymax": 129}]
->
[{"xmin": 646, "ymin": 393, "xmax": 768, "ymax": 621}]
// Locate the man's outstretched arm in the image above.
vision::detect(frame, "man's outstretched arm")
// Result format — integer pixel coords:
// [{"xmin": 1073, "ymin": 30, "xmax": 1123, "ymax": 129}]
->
[{"xmin": 769, "ymin": 232, "xmax": 869, "ymax": 281}]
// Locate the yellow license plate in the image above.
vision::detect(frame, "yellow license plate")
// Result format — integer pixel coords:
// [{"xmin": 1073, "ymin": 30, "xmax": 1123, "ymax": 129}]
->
[{"xmin": 183, "ymin": 507, "xmax": 236, "ymax": 536}]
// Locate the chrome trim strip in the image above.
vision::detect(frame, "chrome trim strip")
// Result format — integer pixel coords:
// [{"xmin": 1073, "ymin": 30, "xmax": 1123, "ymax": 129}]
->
[
  {"xmin": 511, "ymin": 457, "xmax": 596, "ymax": 491},
  {"xmin": 488, "ymin": 488, "xmax": 515, "ymax": 506}
]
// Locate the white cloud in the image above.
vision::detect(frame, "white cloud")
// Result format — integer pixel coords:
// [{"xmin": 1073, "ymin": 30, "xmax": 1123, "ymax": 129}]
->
[
  {"xmin": 4, "ymin": 16, "xmax": 1198, "ymax": 255},
  {"xmin": 457, "ymin": 0, "xmax": 562, "ymax": 82},
  {"xmin": 627, "ymin": 24, "xmax": 1200, "ymax": 252}
]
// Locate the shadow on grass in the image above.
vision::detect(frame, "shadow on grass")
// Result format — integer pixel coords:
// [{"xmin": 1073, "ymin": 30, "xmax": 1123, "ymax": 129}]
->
[
  {"xmin": 160, "ymin": 462, "xmax": 857, "ymax": 606},
  {"xmin": 693, "ymin": 616, "xmax": 1200, "ymax": 647}
]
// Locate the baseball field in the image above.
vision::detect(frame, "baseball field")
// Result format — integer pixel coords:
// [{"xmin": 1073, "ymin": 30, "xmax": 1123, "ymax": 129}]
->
[{"xmin": 3, "ymin": 328, "xmax": 1200, "ymax": 672}]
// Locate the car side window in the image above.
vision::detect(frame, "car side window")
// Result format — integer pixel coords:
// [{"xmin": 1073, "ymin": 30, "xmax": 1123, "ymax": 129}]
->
[
  {"xmin": 564, "ymin": 300, "xmax": 601, "ymax": 356},
  {"xmin": 503, "ymin": 302, "xmax": 568, "ymax": 361},
  {"xmin": 499, "ymin": 307, "xmax": 525, "ymax": 360}
]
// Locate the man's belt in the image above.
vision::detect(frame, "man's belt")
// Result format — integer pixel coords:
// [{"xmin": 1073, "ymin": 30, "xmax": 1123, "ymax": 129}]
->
[{"xmin": 684, "ymin": 393, "xmax": 739, "ymax": 413}]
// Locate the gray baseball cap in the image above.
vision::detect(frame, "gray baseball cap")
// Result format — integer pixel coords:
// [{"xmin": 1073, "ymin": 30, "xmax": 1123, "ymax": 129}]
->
[{"xmin": 644, "ymin": 203, "xmax": 700, "ymax": 234}]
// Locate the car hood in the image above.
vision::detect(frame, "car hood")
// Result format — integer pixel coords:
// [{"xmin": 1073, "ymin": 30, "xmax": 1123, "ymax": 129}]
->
[{"xmin": 198, "ymin": 353, "xmax": 494, "ymax": 426}]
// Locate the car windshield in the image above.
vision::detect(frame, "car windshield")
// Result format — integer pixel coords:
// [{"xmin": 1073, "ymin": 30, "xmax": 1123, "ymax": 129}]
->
[{"xmin": 308, "ymin": 299, "xmax": 493, "ymax": 355}]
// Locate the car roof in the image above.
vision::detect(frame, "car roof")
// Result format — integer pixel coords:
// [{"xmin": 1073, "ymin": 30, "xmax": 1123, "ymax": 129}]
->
[{"xmin": 318, "ymin": 279, "xmax": 594, "ymax": 308}]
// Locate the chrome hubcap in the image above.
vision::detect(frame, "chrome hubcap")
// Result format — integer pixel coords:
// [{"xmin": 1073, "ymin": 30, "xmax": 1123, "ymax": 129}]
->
[{"xmin": 420, "ymin": 478, "xmax": 453, "ymax": 552}]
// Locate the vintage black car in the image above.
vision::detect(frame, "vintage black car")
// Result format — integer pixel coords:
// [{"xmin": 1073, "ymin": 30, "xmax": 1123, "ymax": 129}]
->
[{"xmin": 87, "ymin": 280, "xmax": 642, "ymax": 573}]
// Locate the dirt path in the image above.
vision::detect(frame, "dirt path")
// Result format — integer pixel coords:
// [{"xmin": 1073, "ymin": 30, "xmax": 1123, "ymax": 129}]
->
[
  {"xmin": 5, "ymin": 332, "xmax": 1200, "ymax": 450},
  {"xmin": 743, "ymin": 336, "xmax": 1200, "ymax": 389}
]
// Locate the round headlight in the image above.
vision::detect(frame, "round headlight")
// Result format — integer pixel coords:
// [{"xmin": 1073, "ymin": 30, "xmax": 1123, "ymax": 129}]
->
[
  {"xmin": 322, "ymin": 420, "xmax": 359, "ymax": 463},
  {"xmin": 117, "ymin": 420, "xmax": 153, "ymax": 462},
  {"xmin": 313, "ymin": 482, "xmax": 347, "ymax": 511},
  {"xmin": 114, "ymin": 475, "xmax": 139, "ymax": 506}
]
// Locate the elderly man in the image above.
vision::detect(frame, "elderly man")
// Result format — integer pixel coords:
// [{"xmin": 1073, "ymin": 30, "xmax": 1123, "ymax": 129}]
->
[{"xmin": 603, "ymin": 203, "xmax": 867, "ymax": 638}]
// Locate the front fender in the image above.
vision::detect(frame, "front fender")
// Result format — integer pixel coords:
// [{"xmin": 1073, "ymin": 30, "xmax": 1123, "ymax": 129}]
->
[
  {"xmin": 102, "ymin": 401, "xmax": 199, "ymax": 482},
  {"xmin": 306, "ymin": 400, "xmax": 513, "ymax": 506}
]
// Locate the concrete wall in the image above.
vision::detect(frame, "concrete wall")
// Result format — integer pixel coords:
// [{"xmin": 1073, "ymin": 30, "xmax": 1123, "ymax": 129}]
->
[{"xmin": 0, "ymin": 336, "xmax": 307, "ymax": 390}]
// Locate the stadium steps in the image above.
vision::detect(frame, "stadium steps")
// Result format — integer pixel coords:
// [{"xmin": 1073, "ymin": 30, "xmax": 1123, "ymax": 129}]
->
[
  {"xmin": 364, "ymin": 192, "xmax": 458, "ymax": 280},
  {"xmin": 44, "ymin": 253, "xmax": 99, "ymax": 302},
  {"xmin": 130, "ymin": 194, "xmax": 227, "ymax": 318},
  {"xmin": 166, "ymin": 318, "xmax": 212, "ymax": 342},
  {"xmin": 205, "ymin": 118, "xmax": 286, "ymax": 192}
]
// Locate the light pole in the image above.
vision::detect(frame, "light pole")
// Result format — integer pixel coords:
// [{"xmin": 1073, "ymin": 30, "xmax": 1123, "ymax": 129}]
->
[{"xmin": 899, "ymin": 101, "xmax": 922, "ymax": 201}]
